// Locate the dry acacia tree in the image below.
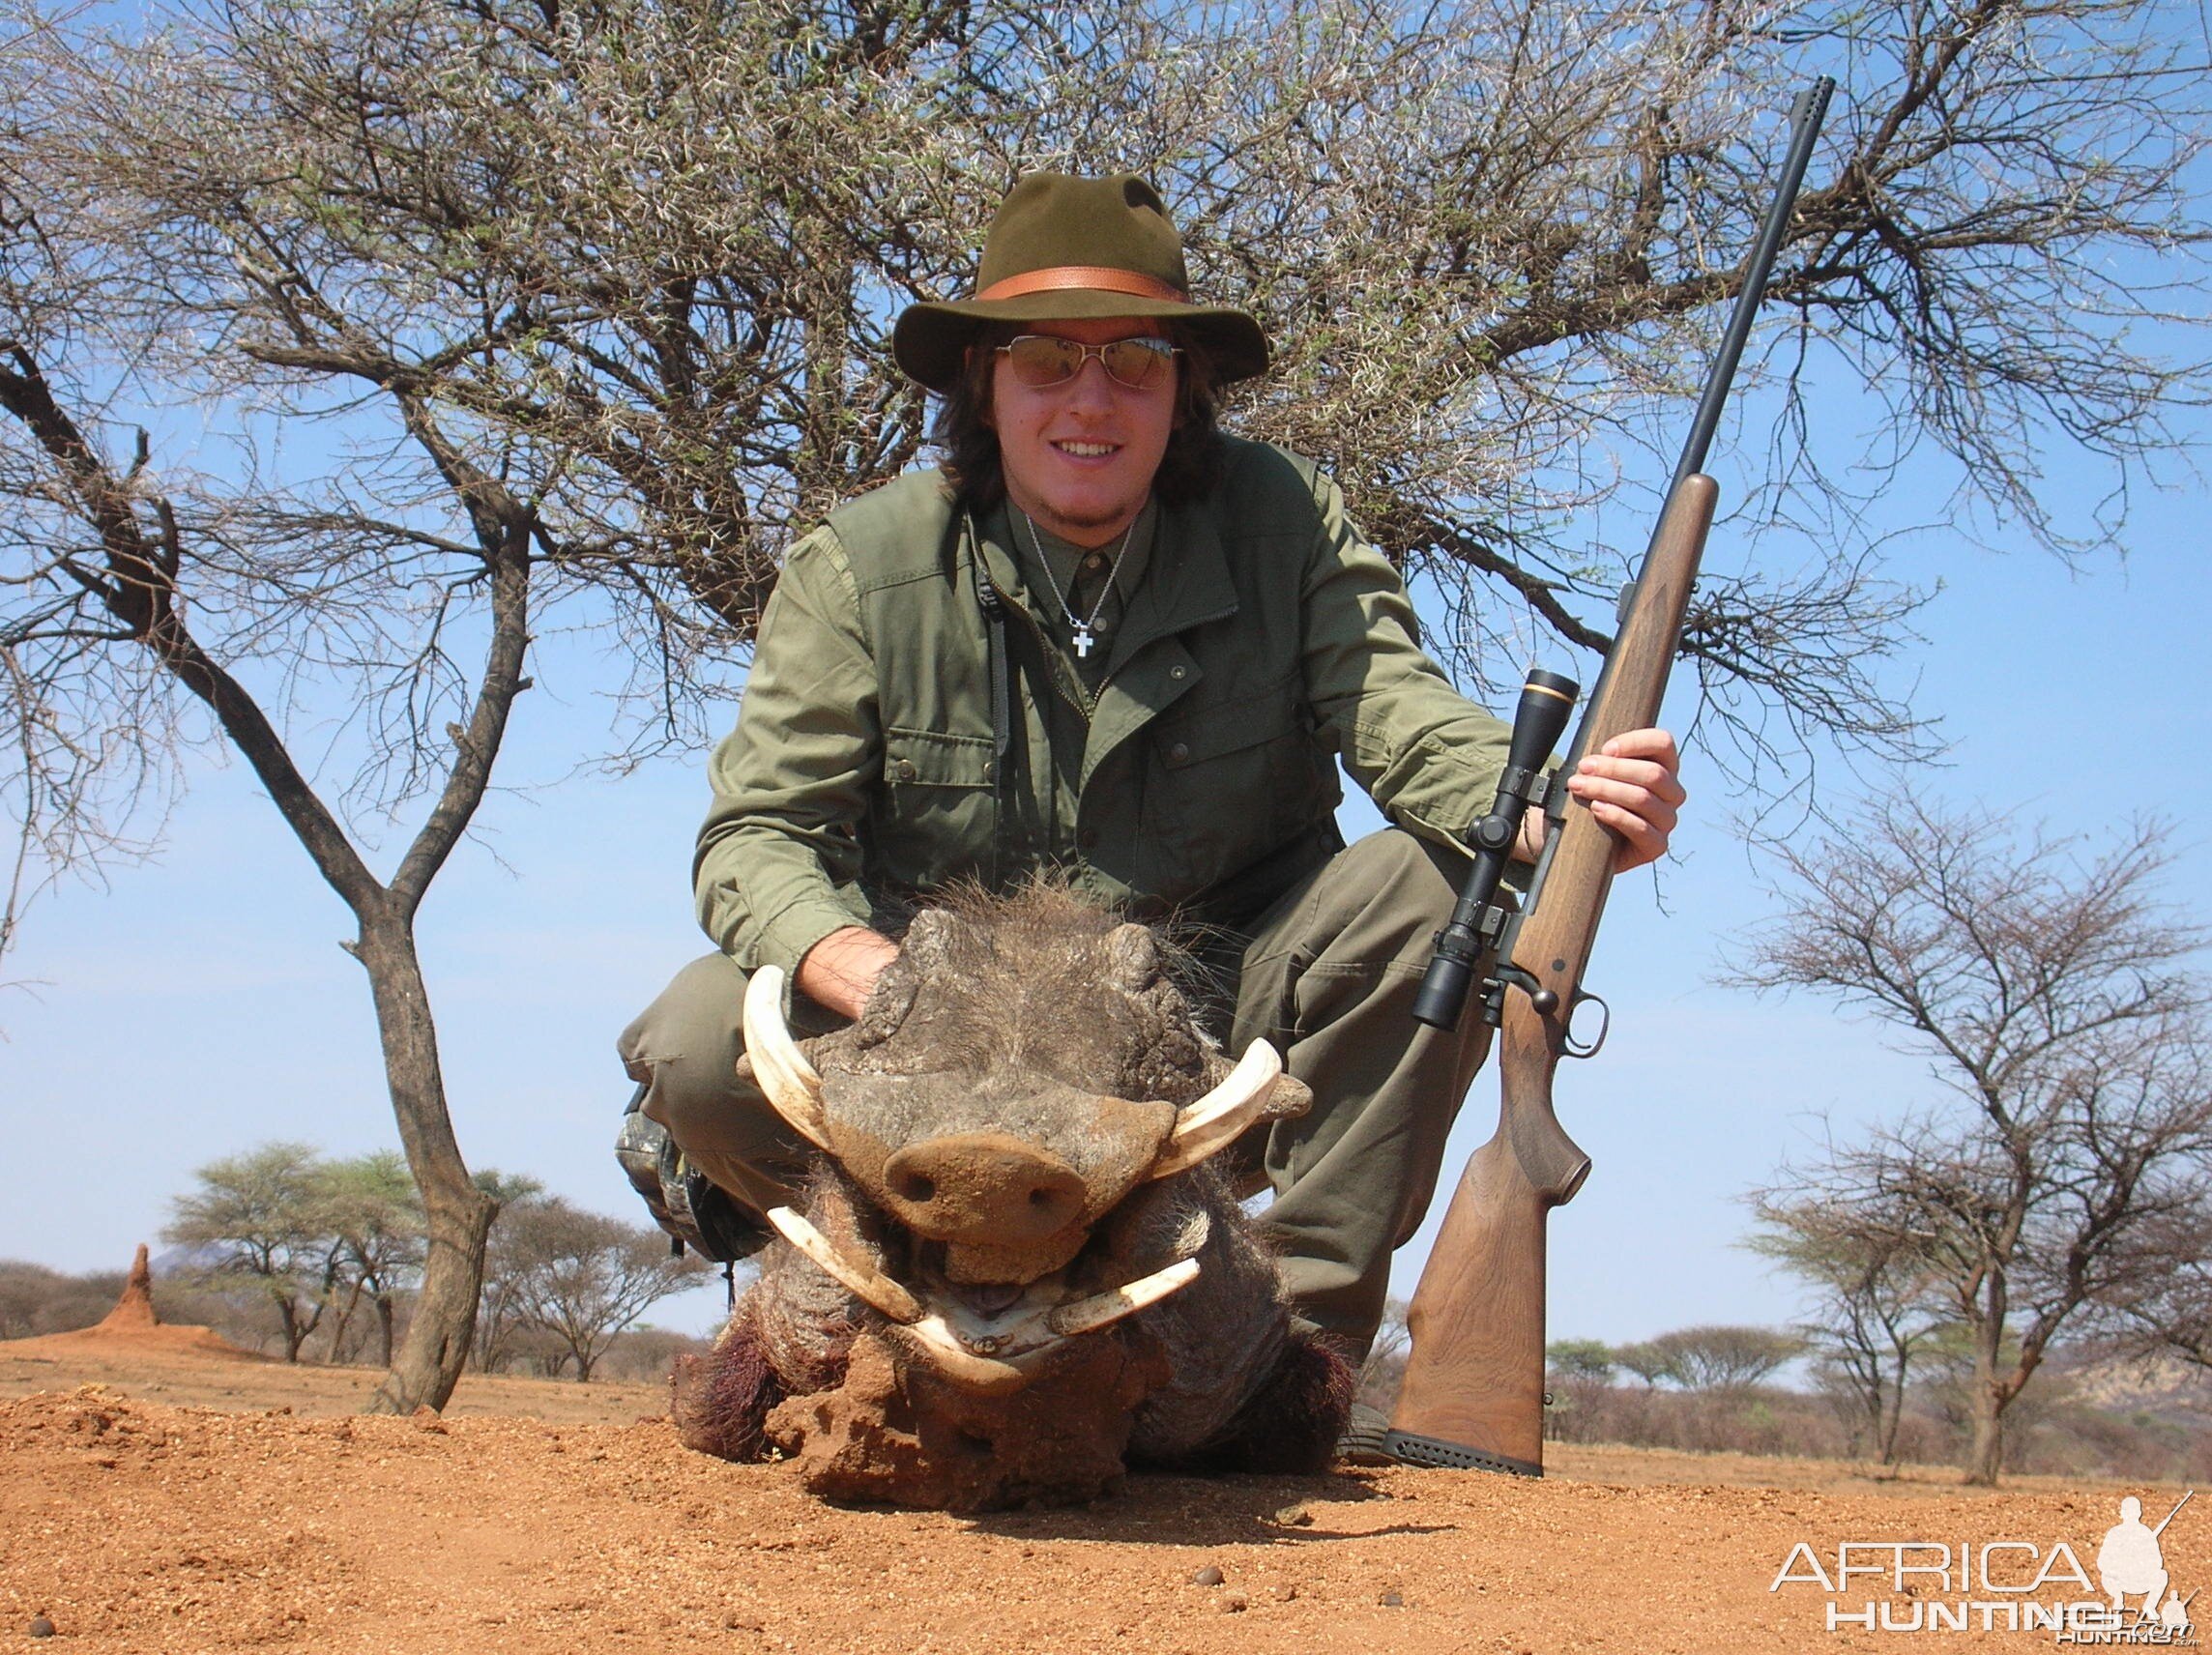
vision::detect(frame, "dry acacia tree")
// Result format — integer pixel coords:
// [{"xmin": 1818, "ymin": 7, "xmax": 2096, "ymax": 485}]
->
[
  {"xmin": 1748, "ymin": 1169, "xmax": 1950, "ymax": 1465},
  {"xmin": 1, "ymin": 0, "xmax": 2204, "ymax": 1409},
  {"xmin": 1728, "ymin": 800, "xmax": 2212, "ymax": 1484}
]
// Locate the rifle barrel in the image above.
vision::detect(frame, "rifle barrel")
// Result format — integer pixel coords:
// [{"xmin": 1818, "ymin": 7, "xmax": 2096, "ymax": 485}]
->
[{"xmin": 1673, "ymin": 77, "xmax": 1834, "ymax": 489}]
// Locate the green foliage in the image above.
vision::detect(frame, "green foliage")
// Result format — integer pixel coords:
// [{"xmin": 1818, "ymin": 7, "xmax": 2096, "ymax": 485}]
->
[
  {"xmin": 1643, "ymin": 1325, "xmax": 1806, "ymax": 1393},
  {"xmin": 161, "ymin": 1141, "xmax": 427, "ymax": 1363},
  {"xmin": 1546, "ymin": 1338, "xmax": 1615, "ymax": 1380},
  {"xmin": 1612, "ymin": 1340, "xmax": 1682, "ymax": 1387},
  {"xmin": 1601, "ymin": 1325, "xmax": 1805, "ymax": 1392}
]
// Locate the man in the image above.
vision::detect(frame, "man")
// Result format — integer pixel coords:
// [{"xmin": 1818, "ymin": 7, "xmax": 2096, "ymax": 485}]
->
[{"xmin": 617, "ymin": 172, "xmax": 1683, "ymax": 1366}]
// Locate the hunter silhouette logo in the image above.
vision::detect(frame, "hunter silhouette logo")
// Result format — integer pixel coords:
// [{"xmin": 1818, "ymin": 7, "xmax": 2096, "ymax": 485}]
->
[
  {"xmin": 2099, "ymin": 1495, "xmax": 2195, "ymax": 1635},
  {"xmin": 1769, "ymin": 1488, "xmax": 2197, "ymax": 1642}
]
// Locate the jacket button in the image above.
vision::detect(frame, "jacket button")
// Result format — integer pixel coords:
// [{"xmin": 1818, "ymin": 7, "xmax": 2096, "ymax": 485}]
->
[
  {"xmin": 894, "ymin": 759, "xmax": 917, "ymax": 780},
  {"xmin": 1169, "ymin": 665, "xmax": 1186, "ymax": 681},
  {"xmin": 1168, "ymin": 741, "xmax": 1190, "ymax": 763}
]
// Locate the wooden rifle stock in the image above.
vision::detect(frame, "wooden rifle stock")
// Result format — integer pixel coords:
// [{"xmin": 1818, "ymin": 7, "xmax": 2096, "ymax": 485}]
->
[
  {"xmin": 1391, "ymin": 476, "xmax": 1716, "ymax": 1472},
  {"xmin": 1388, "ymin": 77, "xmax": 1831, "ymax": 1475}
]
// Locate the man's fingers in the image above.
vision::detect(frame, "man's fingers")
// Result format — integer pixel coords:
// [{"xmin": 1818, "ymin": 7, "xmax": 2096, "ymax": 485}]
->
[
  {"xmin": 1571, "ymin": 775, "xmax": 1680, "ymax": 833},
  {"xmin": 1572, "ymin": 758, "xmax": 1685, "ymax": 809},
  {"xmin": 1595, "ymin": 808, "xmax": 1668, "ymax": 871},
  {"xmin": 1570, "ymin": 726, "xmax": 1684, "ymax": 872},
  {"xmin": 1598, "ymin": 727, "xmax": 1678, "ymax": 767}
]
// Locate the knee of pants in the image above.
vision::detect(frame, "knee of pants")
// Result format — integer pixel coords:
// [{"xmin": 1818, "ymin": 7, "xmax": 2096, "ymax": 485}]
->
[
  {"xmin": 1346, "ymin": 826, "xmax": 1469, "ymax": 929},
  {"xmin": 619, "ymin": 951, "xmax": 835, "ymax": 1206},
  {"xmin": 1292, "ymin": 828, "xmax": 1474, "ymax": 973}
]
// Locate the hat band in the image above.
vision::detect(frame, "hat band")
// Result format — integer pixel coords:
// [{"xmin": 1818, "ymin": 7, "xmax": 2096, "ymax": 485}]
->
[{"xmin": 975, "ymin": 265, "xmax": 1188, "ymax": 305}]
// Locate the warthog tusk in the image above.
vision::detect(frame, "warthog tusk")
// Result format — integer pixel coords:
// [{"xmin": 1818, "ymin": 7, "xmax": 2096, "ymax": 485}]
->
[
  {"xmin": 895, "ymin": 1320, "xmax": 1037, "ymax": 1396},
  {"xmin": 1150, "ymin": 1040, "xmax": 1284, "ymax": 1178},
  {"xmin": 1044, "ymin": 1256, "xmax": 1202, "ymax": 1337},
  {"xmin": 766, "ymin": 1206, "xmax": 922, "ymax": 1325},
  {"xmin": 743, "ymin": 966, "xmax": 831, "ymax": 1150},
  {"xmin": 773, "ymin": 1244, "xmax": 1206, "ymax": 1395}
]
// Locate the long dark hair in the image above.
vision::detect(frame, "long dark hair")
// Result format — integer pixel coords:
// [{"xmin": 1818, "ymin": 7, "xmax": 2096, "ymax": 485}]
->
[{"xmin": 930, "ymin": 323, "xmax": 1226, "ymax": 514}]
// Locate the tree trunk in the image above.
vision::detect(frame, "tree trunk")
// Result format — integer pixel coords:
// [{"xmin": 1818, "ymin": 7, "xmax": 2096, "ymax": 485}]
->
[
  {"xmin": 325, "ymin": 1277, "xmax": 365, "ymax": 1364},
  {"xmin": 357, "ymin": 910, "xmax": 497, "ymax": 1413},
  {"xmin": 1965, "ymin": 1317, "xmax": 2006, "ymax": 1485},
  {"xmin": 375, "ymin": 1292, "xmax": 395, "ymax": 1368},
  {"xmin": 1965, "ymin": 1394, "xmax": 2004, "ymax": 1485},
  {"xmin": 278, "ymin": 1294, "xmax": 306, "ymax": 1362},
  {"xmin": 0, "ymin": 321, "xmax": 531, "ymax": 1413},
  {"xmin": 1879, "ymin": 1338, "xmax": 1912, "ymax": 1466}
]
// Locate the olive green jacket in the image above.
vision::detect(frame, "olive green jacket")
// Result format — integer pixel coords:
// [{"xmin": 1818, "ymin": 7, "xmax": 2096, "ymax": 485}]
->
[{"xmin": 696, "ymin": 437, "xmax": 1514, "ymax": 976}]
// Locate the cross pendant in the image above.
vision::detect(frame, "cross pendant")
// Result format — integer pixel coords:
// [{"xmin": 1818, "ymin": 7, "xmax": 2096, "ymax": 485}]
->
[{"xmin": 1071, "ymin": 624, "xmax": 1095, "ymax": 659}]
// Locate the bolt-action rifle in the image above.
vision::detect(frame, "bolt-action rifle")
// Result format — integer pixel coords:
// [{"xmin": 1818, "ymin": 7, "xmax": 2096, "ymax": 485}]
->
[{"xmin": 1382, "ymin": 79, "xmax": 1836, "ymax": 1476}]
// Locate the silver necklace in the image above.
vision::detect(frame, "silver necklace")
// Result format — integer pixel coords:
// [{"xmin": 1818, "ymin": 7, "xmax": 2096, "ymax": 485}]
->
[{"xmin": 1019, "ymin": 508, "xmax": 1136, "ymax": 660}]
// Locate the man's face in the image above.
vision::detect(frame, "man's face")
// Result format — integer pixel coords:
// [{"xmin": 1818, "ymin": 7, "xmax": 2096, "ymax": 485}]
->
[{"xmin": 988, "ymin": 316, "xmax": 1179, "ymax": 548}]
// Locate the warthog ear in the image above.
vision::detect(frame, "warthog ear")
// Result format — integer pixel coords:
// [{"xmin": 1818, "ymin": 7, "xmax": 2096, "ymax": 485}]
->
[
  {"xmin": 901, "ymin": 907, "xmax": 960, "ymax": 973},
  {"xmin": 852, "ymin": 960, "xmax": 919, "ymax": 1050},
  {"xmin": 1105, "ymin": 922, "xmax": 1160, "ymax": 993}
]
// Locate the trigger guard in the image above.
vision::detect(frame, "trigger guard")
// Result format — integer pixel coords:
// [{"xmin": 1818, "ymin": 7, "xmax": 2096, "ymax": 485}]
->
[{"xmin": 1562, "ymin": 990, "xmax": 1611, "ymax": 1059}]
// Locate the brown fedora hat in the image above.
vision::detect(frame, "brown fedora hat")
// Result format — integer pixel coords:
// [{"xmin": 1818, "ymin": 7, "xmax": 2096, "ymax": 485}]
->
[{"xmin": 892, "ymin": 173, "xmax": 1269, "ymax": 394}]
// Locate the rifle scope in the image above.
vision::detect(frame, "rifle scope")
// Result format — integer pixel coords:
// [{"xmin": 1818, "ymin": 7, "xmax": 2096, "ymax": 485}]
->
[{"xmin": 1412, "ymin": 669, "xmax": 1579, "ymax": 1032}]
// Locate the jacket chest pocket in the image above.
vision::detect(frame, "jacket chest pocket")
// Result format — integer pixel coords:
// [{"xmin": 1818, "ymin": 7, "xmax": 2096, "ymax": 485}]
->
[
  {"xmin": 872, "ymin": 727, "xmax": 999, "ymax": 892},
  {"xmin": 1141, "ymin": 674, "xmax": 1326, "ymax": 895}
]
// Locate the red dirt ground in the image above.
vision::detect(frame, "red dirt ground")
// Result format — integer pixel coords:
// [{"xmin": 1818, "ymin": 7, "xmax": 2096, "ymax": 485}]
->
[{"xmin": 1, "ymin": 1332, "xmax": 2203, "ymax": 1654}]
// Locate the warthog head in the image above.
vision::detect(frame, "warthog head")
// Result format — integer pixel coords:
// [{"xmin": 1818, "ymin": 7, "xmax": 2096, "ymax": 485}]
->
[{"xmin": 673, "ymin": 885, "xmax": 1353, "ymax": 1509}]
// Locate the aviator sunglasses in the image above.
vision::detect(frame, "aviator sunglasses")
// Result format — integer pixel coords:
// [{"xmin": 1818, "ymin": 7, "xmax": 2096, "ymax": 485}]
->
[{"xmin": 996, "ymin": 334, "xmax": 1181, "ymax": 392}]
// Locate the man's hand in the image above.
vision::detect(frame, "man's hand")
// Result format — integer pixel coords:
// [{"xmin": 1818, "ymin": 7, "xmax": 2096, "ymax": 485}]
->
[
  {"xmin": 1515, "ymin": 727, "xmax": 1685, "ymax": 873},
  {"xmin": 794, "ymin": 926, "xmax": 900, "ymax": 1021}
]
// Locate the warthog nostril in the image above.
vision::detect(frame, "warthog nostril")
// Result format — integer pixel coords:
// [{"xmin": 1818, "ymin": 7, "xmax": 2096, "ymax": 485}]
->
[
  {"xmin": 894, "ymin": 1171, "xmax": 937, "ymax": 1204},
  {"xmin": 880, "ymin": 1133, "xmax": 1089, "ymax": 1243}
]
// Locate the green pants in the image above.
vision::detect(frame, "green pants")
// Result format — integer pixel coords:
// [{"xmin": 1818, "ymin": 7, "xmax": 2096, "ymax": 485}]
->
[{"xmin": 618, "ymin": 828, "xmax": 1493, "ymax": 1356}]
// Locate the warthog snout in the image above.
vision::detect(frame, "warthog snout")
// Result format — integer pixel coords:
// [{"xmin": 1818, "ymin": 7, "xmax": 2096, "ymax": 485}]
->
[{"xmin": 880, "ymin": 1132, "xmax": 1089, "ymax": 1243}]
